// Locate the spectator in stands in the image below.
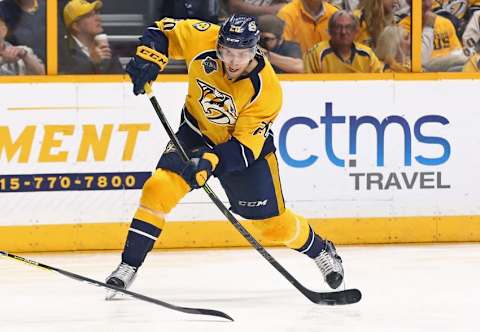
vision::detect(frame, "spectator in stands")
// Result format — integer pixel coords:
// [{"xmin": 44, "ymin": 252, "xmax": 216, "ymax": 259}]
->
[
  {"xmin": 303, "ymin": 10, "xmax": 384, "ymax": 72},
  {"xmin": 375, "ymin": 25, "xmax": 411, "ymax": 71},
  {"xmin": 462, "ymin": 52, "xmax": 480, "ymax": 70},
  {"xmin": 355, "ymin": 0, "xmax": 395, "ymax": 47},
  {"xmin": 399, "ymin": 0, "xmax": 466, "ymax": 71},
  {"xmin": 469, "ymin": 0, "xmax": 480, "ymax": 13},
  {"xmin": 156, "ymin": 0, "xmax": 221, "ymax": 24},
  {"xmin": 277, "ymin": 0, "xmax": 338, "ymax": 54},
  {"xmin": 0, "ymin": 14, "xmax": 44, "ymax": 75},
  {"xmin": 393, "ymin": 0, "xmax": 410, "ymax": 23},
  {"xmin": 431, "ymin": 0, "xmax": 467, "ymax": 37},
  {"xmin": 422, "ymin": 6, "xmax": 436, "ymax": 64},
  {"xmin": 257, "ymin": 14, "xmax": 303, "ymax": 72},
  {"xmin": 0, "ymin": 0, "xmax": 46, "ymax": 63},
  {"xmin": 227, "ymin": 0, "xmax": 289, "ymax": 16},
  {"xmin": 59, "ymin": 0, "xmax": 123, "ymax": 74},
  {"xmin": 462, "ymin": 9, "xmax": 480, "ymax": 57}
]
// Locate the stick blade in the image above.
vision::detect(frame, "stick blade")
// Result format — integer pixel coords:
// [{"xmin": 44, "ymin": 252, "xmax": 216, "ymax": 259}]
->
[
  {"xmin": 306, "ymin": 288, "xmax": 362, "ymax": 305},
  {"xmin": 182, "ymin": 307, "xmax": 234, "ymax": 321}
]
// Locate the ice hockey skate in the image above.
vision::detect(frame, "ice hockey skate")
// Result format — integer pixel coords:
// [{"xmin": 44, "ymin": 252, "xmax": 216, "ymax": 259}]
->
[
  {"xmin": 105, "ymin": 262, "xmax": 137, "ymax": 300},
  {"xmin": 314, "ymin": 240, "xmax": 344, "ymax": 289}
]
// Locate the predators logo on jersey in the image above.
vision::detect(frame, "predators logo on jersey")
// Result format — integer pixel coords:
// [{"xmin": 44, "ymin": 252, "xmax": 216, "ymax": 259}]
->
[
  {"xmin": 197, "ymin": 80, "xmax": 237, "ymax": 125},
  {"xmin": 154, "ymin": 18, "xmax": 282, "ymax": 156}
]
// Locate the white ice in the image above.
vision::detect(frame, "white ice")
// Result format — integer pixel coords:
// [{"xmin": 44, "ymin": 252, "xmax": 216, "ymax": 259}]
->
[{"xmin": 1, "ymin": 244, "xmax": 479, "ymax": 332}]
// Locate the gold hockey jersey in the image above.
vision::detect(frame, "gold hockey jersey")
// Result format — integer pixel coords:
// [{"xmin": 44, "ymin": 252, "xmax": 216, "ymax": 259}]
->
[
  {"xmin": 303, "ymin": 40, "xmax": 384, "ymax": 73},
  {"xmin": 154, "ymin": 18, "xmax": 282, "ymax": 159}
]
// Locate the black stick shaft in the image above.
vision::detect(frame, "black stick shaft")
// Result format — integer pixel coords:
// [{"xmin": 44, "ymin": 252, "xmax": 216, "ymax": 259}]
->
[{"xmin": 0, "ymin": 251, "xmax": 233, "ymax": 321}]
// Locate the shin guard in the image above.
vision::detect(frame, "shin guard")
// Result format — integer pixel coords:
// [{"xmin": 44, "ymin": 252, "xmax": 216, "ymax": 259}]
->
[
  {"xmin": 121, "ymin": 169, "xmax": 190, "ymax": 267},
  {"xmin": 122, "ymin": 218, "xmax": 161, "ymax": 268}
]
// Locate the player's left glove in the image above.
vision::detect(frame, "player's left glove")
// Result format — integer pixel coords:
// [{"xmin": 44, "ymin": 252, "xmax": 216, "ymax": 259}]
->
[
  {"xmin": 182, "ymin": 147, "xmax": 219, "ymax": 189},
  {"xmin": 126, "ymin": 45, "xmax": 168, "ymax": 95}
]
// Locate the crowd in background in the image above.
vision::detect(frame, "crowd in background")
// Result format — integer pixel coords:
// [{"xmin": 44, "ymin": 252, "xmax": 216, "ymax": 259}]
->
[{"xmin": 1, "ymin": 0, "xmax": 480, "ymax": 75}]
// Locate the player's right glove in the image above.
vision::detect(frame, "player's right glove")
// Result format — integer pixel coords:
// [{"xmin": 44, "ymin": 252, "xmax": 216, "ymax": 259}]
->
[
  {"xmin": 126, "ymin": 45, "xmax": 169, "ymax": 95},
  {"xmin": 181, "ymin": 147, "xmax": 219, "ymax": 190}
]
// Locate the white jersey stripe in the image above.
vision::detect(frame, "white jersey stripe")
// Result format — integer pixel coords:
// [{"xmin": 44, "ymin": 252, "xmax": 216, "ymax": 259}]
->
[{"xmin": 129, "ymin": 228, "xmax": 158, "ymax": 241}]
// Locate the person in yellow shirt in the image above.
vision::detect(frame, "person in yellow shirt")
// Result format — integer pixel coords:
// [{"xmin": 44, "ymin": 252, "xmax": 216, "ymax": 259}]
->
[
  {"xmin": 277, "ymin": 0, "xmax": 338, "ymax": 54},
  {"xmin": 304, "ymin": 10, "xmax": 384, "ymax": 73},
  {"xmin": 104, "ymin": 14, "xmax": 345, "ymax": 299},
  {"xmin": 463, "ymin": 52, "xmax": 480, "ymax": 71},
  {"xmin": 399, "ymin": 0, "xmax": 462, "ymax": 59},
  {"xmin": 354, "ymin": 0, "xmax": 395, "ymax": 48}
]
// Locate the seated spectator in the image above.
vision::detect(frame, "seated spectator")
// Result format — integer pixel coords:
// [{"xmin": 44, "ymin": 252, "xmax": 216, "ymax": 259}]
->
[
  {"xmin": 303, "ymin": 10, "xmax": 384, "ymax": 72},
  {"xmin": 59, "ymin": 0, "xmax": 123, "ymax": 74},
  {"xmin": 227, "ymin": 0, "xmax": 289, "ymax": 16},
  {"xmin": 354, "ymin": 0, "xmax": 395, "ymax": 47},
  {"xmin": 328, "ymin": 0, "xmax": 357, "ymax": 10},
  {"xmin": 257, "ymin": 14, "xmax": 303, "ymax": 72},
  {"xmin": 462, "ymin": 9, "xmax": 480, "ymax": 57},
  {"xmin": 393, "ymin": 0, "xmax": 410, "ymax": 23},
  {"xmin": 469, "ymin": 0, "xmax": 480, "ymax": 12},
  {"xmin": 0, "ymin": 0, "xmax": 46, "ymax": 63},
  {"xmin": 431, "ymin": 0, "xmax": 467, "ymax": 36},
  {"xmin": 0, "ymin": 14, "xmax": 44, "ymax": 75},
  {"xmin": 156, "ymin": 0, "xmax": 221, "ymax": 24},
  {"xmin": 375, "ymin": 25, "xmax": 411, "ymax": 71},
  {"xmin": 399, "ymin": 0, "xmax": 463, "ymax": 60},
  {"xmin": 277, "ymin": 0, "xmax": 338, "ymax": 54},
  {"xmin": 462, "ymin": 51, "xmax": 480, "ymax": 70}
]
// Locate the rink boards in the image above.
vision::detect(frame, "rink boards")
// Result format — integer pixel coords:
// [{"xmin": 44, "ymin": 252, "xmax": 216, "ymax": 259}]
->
[{"xmin": 1, "ymin": 79, "xmax": 479, "ymax": 252}]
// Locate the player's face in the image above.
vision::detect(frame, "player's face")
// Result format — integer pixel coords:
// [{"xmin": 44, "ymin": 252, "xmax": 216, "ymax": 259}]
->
[{"xmin": 217, "ymin": 44, "xmax": 256, "ymax": 80}]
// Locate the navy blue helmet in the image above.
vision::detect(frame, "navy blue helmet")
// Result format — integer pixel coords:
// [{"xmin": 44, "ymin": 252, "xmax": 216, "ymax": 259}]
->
[{"xmin": 218, "ymin": 14, "xmax": 260, "ymax": 49}]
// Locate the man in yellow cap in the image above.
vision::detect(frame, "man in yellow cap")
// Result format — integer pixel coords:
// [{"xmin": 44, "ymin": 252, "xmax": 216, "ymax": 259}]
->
[{"xmin": 59, "ymin": 0, "xmax": 122, "ymax": 74}]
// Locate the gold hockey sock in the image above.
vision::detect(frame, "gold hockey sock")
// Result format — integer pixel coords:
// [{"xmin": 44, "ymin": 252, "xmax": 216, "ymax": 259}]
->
[{"xmin": 121, "ymin": 169, "xmax": 190, "ymax": 267}]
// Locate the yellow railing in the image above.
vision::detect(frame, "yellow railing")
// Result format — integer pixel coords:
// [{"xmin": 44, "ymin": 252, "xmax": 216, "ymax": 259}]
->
[
  {"xmin": 0, "ymin": 0, "xmax": 479, "ymax": 84},
  {"xmin": 412, "ymin": 0, "xmax": 422, "ymax": 72},
  {"xmin": 46, "ymin": 0, "xmax": 58, "ymax": 75}
]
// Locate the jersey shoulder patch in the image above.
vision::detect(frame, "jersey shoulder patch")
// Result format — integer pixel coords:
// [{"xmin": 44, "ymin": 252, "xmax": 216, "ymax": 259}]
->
[
  {"xmin": 193, "ymin": 22, "xmax": 211, "ymax": 31},
  {"xmin": 158, "ymin": 17, "xmax": 179, "ymax": 31}
]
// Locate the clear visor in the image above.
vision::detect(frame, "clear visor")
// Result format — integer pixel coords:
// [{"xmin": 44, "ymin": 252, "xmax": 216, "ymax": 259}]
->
[{"xmin": 217, "ymin": 44, "xmax": 256, "ymax": 65}]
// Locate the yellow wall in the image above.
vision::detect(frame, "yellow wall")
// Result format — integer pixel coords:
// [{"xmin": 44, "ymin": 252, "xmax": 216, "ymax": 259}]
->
[{"xmin": 2, "ymin": 216, "xmax": 480, "ymax": 253}]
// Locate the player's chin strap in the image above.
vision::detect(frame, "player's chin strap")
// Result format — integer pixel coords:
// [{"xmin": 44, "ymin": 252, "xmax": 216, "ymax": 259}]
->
[{"xmin": 143, "ymin": 83, "xmax": 361, "ymax": 306}]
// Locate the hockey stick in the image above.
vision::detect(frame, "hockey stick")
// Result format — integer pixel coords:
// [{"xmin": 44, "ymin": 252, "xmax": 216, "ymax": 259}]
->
[
  {"xmin": 0, "ymin": 251, "xmax": 233, "ymax": 321},
  {"xmin": 144, "ymin": 84, "xmax": 361, "ymax": 305}
]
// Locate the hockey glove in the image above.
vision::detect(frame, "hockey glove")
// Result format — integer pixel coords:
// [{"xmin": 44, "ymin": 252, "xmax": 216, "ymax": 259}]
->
[
  {"xmin": 126, "ymin": 45, "xmax": 168, "ymax": 95},
  {"xmin": 181, "ymin": 147, "xmax": 219, "ymax": 189}
]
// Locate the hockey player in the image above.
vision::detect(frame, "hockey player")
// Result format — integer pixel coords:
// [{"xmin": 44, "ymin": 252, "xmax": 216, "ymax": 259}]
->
[{"xmin": 105, "ymin": 14, "xmax": 344, "ymax": 299}]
